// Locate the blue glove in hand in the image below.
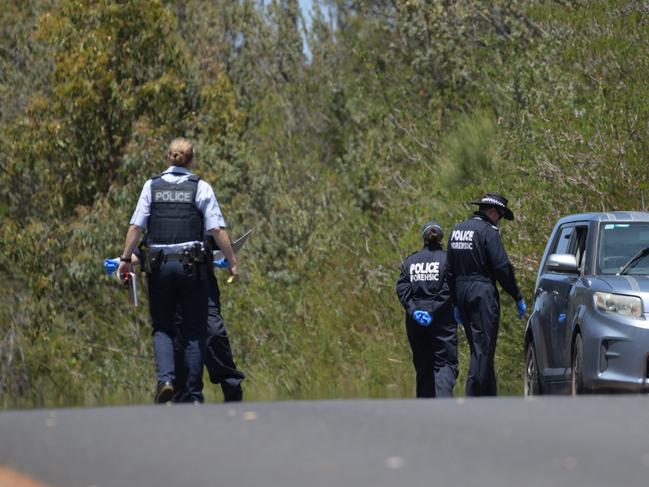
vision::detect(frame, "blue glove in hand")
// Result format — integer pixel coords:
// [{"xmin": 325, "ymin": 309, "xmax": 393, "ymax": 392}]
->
[
  {"xmin": 413, "ymin": 310, "xmax": 432, "ymax": 326},
  {"xmin": 214, "ymin": 258, "xmax": 229, "ymax": 269},
  {"xmin": 104, "ymin": 258, "xmax": 119, "ymax": 275},
  {"xmin": 516, "ymin": 299, "xmax": 527, "ymax": 320},
  {"xmin": 453, "ymin": 307, "xmax": 463, "ymax": 325}
]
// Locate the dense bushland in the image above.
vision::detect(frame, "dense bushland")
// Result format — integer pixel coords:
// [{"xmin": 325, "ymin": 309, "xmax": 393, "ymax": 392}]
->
[{"xmin": 1, "ymin": 0, "xmax": 647, "ymax": 406}]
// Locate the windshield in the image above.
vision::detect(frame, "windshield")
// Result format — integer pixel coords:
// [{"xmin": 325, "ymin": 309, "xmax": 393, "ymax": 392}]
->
[{"xmin": 598, "ymin": 222, "xmax": 649, "ymax": 275}]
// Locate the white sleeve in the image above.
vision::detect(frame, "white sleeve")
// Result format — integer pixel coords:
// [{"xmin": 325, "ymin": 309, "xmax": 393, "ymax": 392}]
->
[
  {"xmin": 129, "ymin": 180, "xmax": 152, "ymax": 228},
  {"xmin": 196, "ymin": 180, "xmax": 226, "ymax": 230}
]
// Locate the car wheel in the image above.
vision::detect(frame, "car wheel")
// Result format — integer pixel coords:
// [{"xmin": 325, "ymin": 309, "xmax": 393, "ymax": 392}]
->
[
  {"xmin": 524, "ymin": 340, "xmax": 541, "ymax": 396},
  {"xmin": 571, "ymin": 333, "xmax": 585, "ymax": 395}
]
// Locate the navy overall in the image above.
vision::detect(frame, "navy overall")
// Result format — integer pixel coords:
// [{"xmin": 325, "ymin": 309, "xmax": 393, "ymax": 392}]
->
[
  {"xmin": 447, "ymin": 212, "xmax": 522, "ymax": 396},
  {"xmin": 397, "ymin": 245, "xmax": 458, "ymax": 397}
]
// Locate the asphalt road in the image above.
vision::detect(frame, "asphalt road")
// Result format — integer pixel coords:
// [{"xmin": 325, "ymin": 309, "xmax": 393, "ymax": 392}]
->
[{"xmin": 1, "ymin": 396, "xmax": 649, "ymax": 487}]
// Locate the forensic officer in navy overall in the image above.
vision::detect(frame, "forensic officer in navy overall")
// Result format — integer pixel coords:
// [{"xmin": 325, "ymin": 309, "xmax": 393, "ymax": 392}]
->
[
  {"xmin": 446, "ymin": 193, "xmax": 526, "ymax": 397},
  {"xmin": 396, "ymin": 221, "xmax": 458, "ymax": 398},
  {"xmin": 117, "ymin": 138, "xmax": 239, "ymax": 403},
  {"xmin": 172, "ymin": 235, "xmax": 245, "ymax": 403}
]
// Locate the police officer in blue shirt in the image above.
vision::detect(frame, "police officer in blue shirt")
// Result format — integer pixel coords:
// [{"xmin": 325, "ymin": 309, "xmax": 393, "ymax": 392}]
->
[
  {"xmin": 396, "ymin": 221, "xmax": 458, "ymax": 398},
  {"xmin": 446, "ymin": 193, "xmax": 526, "ymax": 397},
  {"xmin": 129, "ymin": 243, "xmax": 245, "ymax": 403},
  {"xmin": 117, "ymin": 138, "xmax": 239, "ymax": 403}
]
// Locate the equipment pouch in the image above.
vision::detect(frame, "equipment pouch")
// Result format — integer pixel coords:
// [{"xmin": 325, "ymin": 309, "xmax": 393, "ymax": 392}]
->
[
  {"xmin": 180, "ymin": 246, "xmax": 196, "ymax": 281},
  {"xmin": 180, "ymin": 243, "xmax": 209, "ymax": 281},
  {"xmin": 139, "ymin": 244, "xmax": 163, "ymax": 274}
]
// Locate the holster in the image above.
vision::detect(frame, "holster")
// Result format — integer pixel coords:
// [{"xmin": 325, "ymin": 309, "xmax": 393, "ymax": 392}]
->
[
  {"xmin": 180, "ymin": 242, "xmax": 210, "ymax": 281},
  {"xmin": 139, "ymin": 243, "xmax": 164, "ymax": 274},
  {"xmin": 203, "ymin": 236, "xmax": 216, "ymax": 279}
]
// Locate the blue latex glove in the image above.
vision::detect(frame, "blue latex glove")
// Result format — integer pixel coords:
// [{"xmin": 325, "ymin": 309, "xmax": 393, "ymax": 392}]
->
[
  {"xmin": 453, "ymin": 307, "xmax": 463, "ymax": 325},
  {"xmin": 214, "ymin": 258, "xmax": 229, "ymax": 269},
  {"xmin": 516, "ymin": 299, "xmax": 527, "ymax": 320},
  {"xmin": 104, "ymin": 258, "xmax": 119, "ymax": 275},
  {"xmin": 413, "ymin": 310, "xmax": 432, "ymax": 326}
]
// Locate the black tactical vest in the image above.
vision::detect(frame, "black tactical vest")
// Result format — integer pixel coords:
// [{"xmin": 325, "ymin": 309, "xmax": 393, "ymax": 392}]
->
[{"xmin": 147, "ymin": 174, "xmax": 204, "ymax": 245}]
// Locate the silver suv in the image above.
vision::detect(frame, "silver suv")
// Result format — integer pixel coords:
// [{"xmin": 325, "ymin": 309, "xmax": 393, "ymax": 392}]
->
[{"xmin": 524, "ymin": 212, "xmax": 649, "ymax": 395}]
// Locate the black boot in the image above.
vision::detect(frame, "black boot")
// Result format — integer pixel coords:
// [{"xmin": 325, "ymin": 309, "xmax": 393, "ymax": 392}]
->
[
  {"xmin": 155, "ymin": 381, "xmax": 174, "ymax": 404},
  {"xmin": 222, "ymin": 384, "xmax": 243, "ymax": 403}
]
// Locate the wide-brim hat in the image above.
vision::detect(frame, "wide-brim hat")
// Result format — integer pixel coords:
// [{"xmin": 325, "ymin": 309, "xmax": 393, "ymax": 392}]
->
[{"xmin": 470, "ymin": 192, "xmax": 514, "ymax": 220}]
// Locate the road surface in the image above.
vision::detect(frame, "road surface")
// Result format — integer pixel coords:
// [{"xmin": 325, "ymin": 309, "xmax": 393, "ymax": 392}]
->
[{"xmin": 1, "ymin": 396, "xmax": 649, "ymax": 486}]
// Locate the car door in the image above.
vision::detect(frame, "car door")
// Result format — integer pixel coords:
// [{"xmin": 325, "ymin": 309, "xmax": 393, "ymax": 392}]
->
[
  {"xmin": 534, "ymin": 223, "xmax": 574, "ymax": 380},
  {"xmin": 550, "ymin": 223, "xmax": 588, "ymax": 375}
]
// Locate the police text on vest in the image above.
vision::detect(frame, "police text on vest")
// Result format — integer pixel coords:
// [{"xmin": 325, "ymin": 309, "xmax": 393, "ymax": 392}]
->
[
  {"xmin": 450, "ymin": 230, "xmax": 474, "ymax": 250},
  {"xmin": 154, "ymin": 190, "xmax": 193, "ymax": 202}
]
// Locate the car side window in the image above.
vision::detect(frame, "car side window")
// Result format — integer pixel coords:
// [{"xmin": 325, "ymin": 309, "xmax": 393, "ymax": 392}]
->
[
  {"xmin": 572, "ymin": 226, "xmax": 588, "ymax": 272},
  {"xmin": 553, "ymin": 226, "xmax": 573, "ymax": 255}
]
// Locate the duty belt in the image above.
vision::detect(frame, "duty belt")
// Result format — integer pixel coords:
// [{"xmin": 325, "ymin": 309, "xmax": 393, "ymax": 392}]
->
[
  {"xmin": 140, "ymin": 242, "xmax": 210, "ymax": 280},
  {"xmin": 163, "ymin": 251, "xmax": 200, "ymax": 262}
]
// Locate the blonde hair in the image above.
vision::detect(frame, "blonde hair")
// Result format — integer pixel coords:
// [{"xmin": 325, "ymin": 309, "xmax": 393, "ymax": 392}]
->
[{"xmin": 167, "ymin": 138, "xmax": 194, "ymax": 166}]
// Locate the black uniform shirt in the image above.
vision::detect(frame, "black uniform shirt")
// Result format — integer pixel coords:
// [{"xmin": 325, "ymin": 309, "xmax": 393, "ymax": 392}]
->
[
  {"xmin": 446, "ymin": 212, "xmax": 522, "ymax": 302},
  {"xmin": 396, "ymin": 245, "xmax": 452, "ymax": 319}
]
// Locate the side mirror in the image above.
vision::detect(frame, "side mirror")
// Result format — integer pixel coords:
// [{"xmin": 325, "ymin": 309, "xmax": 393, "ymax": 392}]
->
[{"xmin": 546, "ymin": 254, "xmax": 579, "ymax": 274}]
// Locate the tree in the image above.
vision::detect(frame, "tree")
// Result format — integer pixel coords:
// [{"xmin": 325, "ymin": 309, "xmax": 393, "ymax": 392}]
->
[{"xmin": 4, "ymin": 0, "xmax": 190, "ymax": 217}]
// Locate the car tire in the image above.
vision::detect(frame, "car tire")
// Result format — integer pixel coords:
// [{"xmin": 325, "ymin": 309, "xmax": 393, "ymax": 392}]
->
[
  {"xmin": 524, "ymin": 340, "xmax": 542, "ymax": 396},
  {"xmin": 571, "ymin": 333, "xmax": 585, "ymax": 395}
]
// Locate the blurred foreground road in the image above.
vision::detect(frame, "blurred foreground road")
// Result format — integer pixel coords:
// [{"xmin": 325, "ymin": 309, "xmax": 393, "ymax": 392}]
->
[{"xmin": 1, "ymin": 396, "xmax": 649, "ymax": 487}]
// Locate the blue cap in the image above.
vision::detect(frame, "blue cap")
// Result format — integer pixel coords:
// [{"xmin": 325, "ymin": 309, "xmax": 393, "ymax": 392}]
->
[{"xmin": 421, "ymin": 220, "xmax": 443, "ymax": 239}]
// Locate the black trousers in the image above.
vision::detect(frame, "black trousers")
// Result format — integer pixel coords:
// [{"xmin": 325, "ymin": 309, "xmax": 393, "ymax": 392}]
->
[
  {"xmin": 147, "ymin": 262, "xmax": 208, "ymax": 402},
  {"xmin": 405, "ymin": 308, "xmax": 458, "ymax": 398},
  {"xmin": 173, "ymin": 271, "xmax": 244, "ymax": 402},
  {"xmin": 456, "ymin": 279, "xmax": 500, "ymax": 397}
]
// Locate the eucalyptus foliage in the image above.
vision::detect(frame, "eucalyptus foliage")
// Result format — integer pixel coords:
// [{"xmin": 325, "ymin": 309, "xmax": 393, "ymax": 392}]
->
[{"xmin": 1, "ymin": 0, "xmax": 647, "ymax": 406}]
